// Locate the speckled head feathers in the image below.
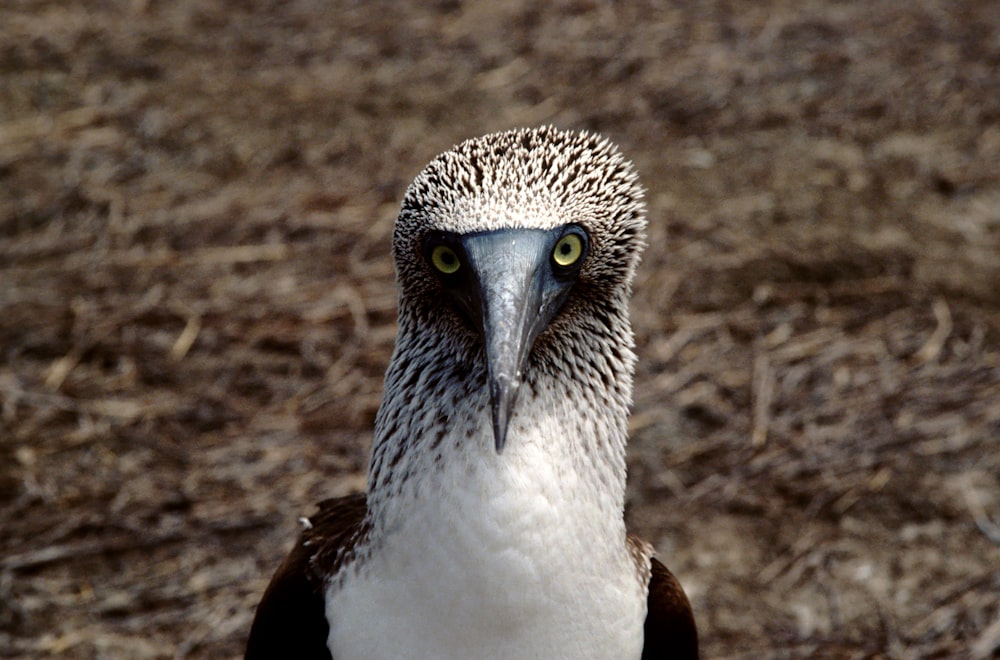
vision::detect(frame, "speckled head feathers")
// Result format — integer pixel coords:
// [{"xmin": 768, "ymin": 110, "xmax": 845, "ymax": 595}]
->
[
  {"xmin": 393, "ymin": 126, "xmax": 647, "ymax": 297},
  {"xmin": 369, "ymin": 126, "xmax": 647, "ymax": 554}
]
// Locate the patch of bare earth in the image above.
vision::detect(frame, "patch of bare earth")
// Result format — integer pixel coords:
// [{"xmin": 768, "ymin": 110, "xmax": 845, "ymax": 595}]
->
[{"xmin": 1, "ymin": 1, "xmax": 998, "ymax": 657}]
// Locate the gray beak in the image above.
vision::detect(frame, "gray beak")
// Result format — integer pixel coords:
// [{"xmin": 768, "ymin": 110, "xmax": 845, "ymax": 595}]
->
[{"xmin": 457, "ymin": 229, "xmax": 577, "ymax": 453}]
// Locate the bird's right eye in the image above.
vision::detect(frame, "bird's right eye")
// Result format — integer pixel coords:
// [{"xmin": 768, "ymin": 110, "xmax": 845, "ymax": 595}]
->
[{"xmin": 430, "ymin": 245, "xmax": 461, "ymax": 275}]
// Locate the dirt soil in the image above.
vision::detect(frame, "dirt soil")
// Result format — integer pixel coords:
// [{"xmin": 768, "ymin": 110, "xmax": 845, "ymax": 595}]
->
[{"xmin": 2, "ymin": 1, "xmax": 999, "ymax": 658}]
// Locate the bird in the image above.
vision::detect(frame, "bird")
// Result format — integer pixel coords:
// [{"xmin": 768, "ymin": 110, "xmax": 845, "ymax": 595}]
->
[{"xmin": 245, "ymin": 126, "xmax": 698, "ymax": 659}]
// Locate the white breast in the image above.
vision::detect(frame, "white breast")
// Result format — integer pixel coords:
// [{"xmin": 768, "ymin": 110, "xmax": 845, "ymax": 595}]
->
[{"xmin": 324, "ymin": 412, "xmax": 647, "ymax": 660}]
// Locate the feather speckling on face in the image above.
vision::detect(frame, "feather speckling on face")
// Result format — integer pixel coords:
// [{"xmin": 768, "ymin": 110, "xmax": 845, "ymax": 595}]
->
[{"xmin": 394, "ymin": 126, "xmax": 647, "ymax": 297}]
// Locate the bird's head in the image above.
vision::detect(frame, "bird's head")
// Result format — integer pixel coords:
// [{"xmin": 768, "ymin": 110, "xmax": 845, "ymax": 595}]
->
[{"xmin": 391, "ymin": 126, "xmax": 647, "ymax": 453}]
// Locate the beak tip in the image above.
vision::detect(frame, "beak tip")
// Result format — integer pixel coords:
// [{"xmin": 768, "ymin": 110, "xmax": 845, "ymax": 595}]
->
[
  {"xmin": 492, "ymin": 409, "xmax": 509, "ymax": 454},
  {"xmin": 491, "ymin": 379, "xmax": 519, "ymax": 454}
]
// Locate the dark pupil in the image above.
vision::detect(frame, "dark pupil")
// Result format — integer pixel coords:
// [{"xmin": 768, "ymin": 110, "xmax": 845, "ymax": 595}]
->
[
  {"xmin": 560, "ymin": 243, "xmax": 571, "ymax": 255},
  {"xmin": 441, "ymin": 251, "xmax": 456, "ymax": 265}
]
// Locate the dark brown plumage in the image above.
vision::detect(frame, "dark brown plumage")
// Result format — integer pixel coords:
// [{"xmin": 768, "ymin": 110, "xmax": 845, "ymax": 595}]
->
[{"xmin": 245, "ymin": 495, "xmax": 366, "ymax": 660}]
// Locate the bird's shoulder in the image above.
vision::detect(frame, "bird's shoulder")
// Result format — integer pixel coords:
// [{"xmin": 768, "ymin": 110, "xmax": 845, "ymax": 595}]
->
[
  {"xmin": 245, "ymin": 493, "xmax": 368, "ymax": 660},
  {"xmin": 627, "ymin": 533, "xmax": 699, "ymax": 660}
]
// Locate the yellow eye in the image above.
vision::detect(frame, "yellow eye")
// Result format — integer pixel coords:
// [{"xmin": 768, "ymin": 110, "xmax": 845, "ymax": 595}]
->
[
  {"xmin": 431, "ymin": 245, "xmax": 461, "ymax": 274},
  {"xmin": 552, "ymin": 233, "xmax": 584, "ymax": 267}
]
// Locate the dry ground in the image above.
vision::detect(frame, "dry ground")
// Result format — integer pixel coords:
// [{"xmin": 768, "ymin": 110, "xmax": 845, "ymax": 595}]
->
[{"xmin": 2, "ymin": 1, "xmax": 999, "ymax": 657}]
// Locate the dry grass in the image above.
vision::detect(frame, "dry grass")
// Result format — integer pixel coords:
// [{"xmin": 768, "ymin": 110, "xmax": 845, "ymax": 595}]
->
[{"xmin": 2, "ymin": 1, "xmax": 999, "ymax": 657}]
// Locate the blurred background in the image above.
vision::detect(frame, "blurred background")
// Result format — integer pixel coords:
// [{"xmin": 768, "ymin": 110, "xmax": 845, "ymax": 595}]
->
[{"xmin": 2, "ymin": 1, "xmax": 999, "ymax": 657}]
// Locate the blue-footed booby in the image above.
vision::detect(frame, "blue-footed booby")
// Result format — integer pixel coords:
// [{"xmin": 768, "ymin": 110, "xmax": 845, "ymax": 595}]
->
[{"xmin": 246, "ymin": 126, "xmax": 698, "ymax": 659}]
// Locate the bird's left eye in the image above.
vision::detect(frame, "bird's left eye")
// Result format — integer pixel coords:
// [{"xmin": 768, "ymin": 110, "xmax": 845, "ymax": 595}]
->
[
  {"xmin": 430, "ymin": 244, "xmax": 461, "ymax": 274},
  {"xmin": 552, "ymin": 232, "xmax": 585, "ymax": 268}
]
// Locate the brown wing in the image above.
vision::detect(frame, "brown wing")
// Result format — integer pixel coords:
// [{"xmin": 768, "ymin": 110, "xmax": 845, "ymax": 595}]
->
[
  {"xmin": 245, "ymin": 494, "xmax": 368, "ymax": 660},
  {"xmin": 641, "ymin": 556, "xmax": 699, "ymax": 659}
]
